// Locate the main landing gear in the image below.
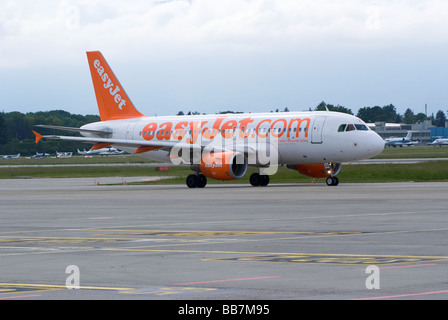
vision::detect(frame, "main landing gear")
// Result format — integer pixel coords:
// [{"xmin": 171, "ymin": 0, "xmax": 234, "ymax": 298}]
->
[
  {"xmin": 249, "ymin": 173, "xmax": 269, "ymax": 187},
  {"xmin": 186, "ymin": 172, "xmax": 337, "ymax": 188},
  {"xmin": 186, "ymin": 174, "xmax": 207, "ymax": 188}
]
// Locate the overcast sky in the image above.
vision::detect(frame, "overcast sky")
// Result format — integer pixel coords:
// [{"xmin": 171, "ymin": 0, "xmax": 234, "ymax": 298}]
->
[{"xmin": 1, "ymin": 0, "xmax": 447, "ymax": 117}]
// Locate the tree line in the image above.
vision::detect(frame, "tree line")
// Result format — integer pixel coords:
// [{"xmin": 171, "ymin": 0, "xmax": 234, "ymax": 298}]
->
[
  {"xmin": 0, "ymin": 110, "xmax": 100, "ymax": 156},
  {"xmin": 315, "ymin": 102, "xmax": 447, "ymax": 127},
  {"xmin": 178, "ymin": 101, "xmax": 447, "ymax": 127},
  {"xmin": 1, "ymin": 103, "xmax": 447, "ymax": 156}
]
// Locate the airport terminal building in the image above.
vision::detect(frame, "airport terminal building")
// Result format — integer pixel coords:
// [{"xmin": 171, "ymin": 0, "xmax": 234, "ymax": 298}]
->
[{"xmin": 368, "ymin": 120, "xmax": 448, "ymax": 145}]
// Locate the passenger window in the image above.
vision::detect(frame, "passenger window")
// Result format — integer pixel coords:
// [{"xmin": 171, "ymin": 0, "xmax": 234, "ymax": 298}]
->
[
  {"xmin": 346, "ymin": 124, "xmax": 355, "ymax": 131},
  {"xmin": 338, "ymin": 124, "xmax": 347, "ymax": 132}
]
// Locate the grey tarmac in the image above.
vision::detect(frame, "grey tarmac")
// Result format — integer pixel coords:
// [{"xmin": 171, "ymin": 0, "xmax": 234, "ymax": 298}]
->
[{"xmin": 0, "ymin": 177, "xmax": 447, "ymax": 300}]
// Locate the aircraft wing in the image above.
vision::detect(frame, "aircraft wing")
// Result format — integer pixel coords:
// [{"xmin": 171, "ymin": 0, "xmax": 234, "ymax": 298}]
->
[
  {"xmin": 32, "ymin": 130, "xmax": 255, "ymax": 155},
  {"xmin": 34, "ymin": 132, "xmax": 201, "ymax": 151},
  {"xmin": 33, "ymin": 123, "xmax": 257, "ymax": 156}
]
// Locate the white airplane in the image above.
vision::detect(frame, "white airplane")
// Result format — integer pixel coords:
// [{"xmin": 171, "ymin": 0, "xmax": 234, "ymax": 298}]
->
[
  {"xmin": 56, "ymin": 151, "xmax": 73, "ymax": 158},
  {"xmin": 428, "ymin": 138, "xmax": 448, "ymax": 147},
  {"xmin": 1, "ymin": 153, "xmax": 20, "ymax": 160},
  {"xmin": 33, "ymin": 51, "xmax": 385, "ymax": 188},
  {"xmin": 77, "ymin": 147, "xmax": 124, "ymax": 156},
  {"xmin": 384, "ymin": 131, "xmax": 415, "ymax": 147},
  {"xmin": 29, "ymin": 152, "xmax": 50, "ymax": 159}
]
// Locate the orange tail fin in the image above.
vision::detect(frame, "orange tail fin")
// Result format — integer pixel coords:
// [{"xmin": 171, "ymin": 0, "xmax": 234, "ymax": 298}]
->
[{"xmin": 87, "ymin": 51, "xmax": 145, "ymax": 121}]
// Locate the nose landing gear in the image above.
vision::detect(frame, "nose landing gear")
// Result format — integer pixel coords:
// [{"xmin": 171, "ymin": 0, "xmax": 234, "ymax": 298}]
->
[{"xmin": 326, "ymin": 175, "xmax": 339, "ymax": 186}]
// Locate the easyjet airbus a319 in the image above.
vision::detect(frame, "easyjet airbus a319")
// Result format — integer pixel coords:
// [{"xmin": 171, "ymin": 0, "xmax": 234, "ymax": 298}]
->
[{"xmin": 33, "ymin": 51, "xmax": 385, "ymax": 188}]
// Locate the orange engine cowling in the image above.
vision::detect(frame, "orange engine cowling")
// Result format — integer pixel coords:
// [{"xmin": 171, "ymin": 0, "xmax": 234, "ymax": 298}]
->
[
  {"xmin": 289, "ymin": 163, "xmax": 342, "ymax": 178},
  {"xmin": 296, "ymin": 164, "xmax": 328, "ymax": 178},
  {"xmin": 200, "ymin": 151, "xmax": 248, "ymax": 181}
]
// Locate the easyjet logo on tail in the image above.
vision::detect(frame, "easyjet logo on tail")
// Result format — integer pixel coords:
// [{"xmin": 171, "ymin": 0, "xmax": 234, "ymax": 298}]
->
[{"xmin": 93, "ymin": 59, "xmax": 127, "ymax": 110}]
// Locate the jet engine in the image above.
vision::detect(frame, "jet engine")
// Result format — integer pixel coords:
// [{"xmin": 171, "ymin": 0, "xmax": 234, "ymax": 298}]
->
[
  {"xmin": 199, "ymin": 151, "xmax": 248, "ymax": 181},
  {"xmin": 287, "ymin": 163, "xmax": 342, "ymax": 178}
]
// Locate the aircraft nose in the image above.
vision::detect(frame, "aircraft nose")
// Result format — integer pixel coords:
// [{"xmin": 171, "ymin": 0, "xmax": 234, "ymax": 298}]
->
[{"xmin": 367, "ymin": 132, "xmax": 385, "ymax": 157}]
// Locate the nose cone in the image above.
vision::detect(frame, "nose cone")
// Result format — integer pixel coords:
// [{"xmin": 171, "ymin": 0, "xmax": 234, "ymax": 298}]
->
[{"xmin": 366, "ymin": 132, "xmax": 385, "ymax": 158}]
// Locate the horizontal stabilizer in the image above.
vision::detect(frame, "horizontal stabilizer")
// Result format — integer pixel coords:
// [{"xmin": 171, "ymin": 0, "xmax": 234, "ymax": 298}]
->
[
  {"xmin": 34, "ymin": 124, "xmax": 110, "ymax": 135},
  {"xmin": 32, "ymin": 131, "xmax": 43, "ymax": 144}
]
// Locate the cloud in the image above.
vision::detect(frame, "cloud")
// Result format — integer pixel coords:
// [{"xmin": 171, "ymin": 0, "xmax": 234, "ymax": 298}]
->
[
  {"xmin": 1, "ymin": 0, "xmax": 447, "ymax": 115},
  {"xmin": 1, "ymin": 0, "xmax": 447, "ymax": 68}
]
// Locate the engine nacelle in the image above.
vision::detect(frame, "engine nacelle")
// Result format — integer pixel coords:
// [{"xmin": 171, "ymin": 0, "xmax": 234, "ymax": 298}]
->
[
  {"xmin": 288, "ymin": 163, "xmax": 342, "ymax": 178},
  {"xmin": 200, "ymin": 151, "xmax": 248, "ymax": 181}
]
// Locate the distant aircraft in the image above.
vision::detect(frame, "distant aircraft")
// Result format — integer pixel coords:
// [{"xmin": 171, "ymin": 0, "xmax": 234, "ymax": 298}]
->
[
  {"xmin": 56, "ymin": 151, "xmax": 73, "ymax": 158},
  {"xmin": 384, "ymin": 131, "xmax": 416, "ymax": 147},
  {"xmin": 428, "ymin": 138, "xmax": 448, "ymax": 147},
  {"xmin": 29, "ymin": 152, "xmax": 50, "ymax": 159},
  {"xmin": 77, "ymin": 147, "xmax": 124, "ymax": 156},
  {"xmin": 1, "ymin": 153, "xmax": 20, "ymax": 160},
  {"xmin": 32, "ymin": 51, "xmax": 385, "ymax": 188}
]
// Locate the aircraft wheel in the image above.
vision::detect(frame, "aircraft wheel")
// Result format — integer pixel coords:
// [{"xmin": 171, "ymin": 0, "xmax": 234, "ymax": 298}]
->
[
  {"xmin": 197, "ymin": 174, "xmax": 207, "ymax": 188},
  {"xmin": 250, "ymin": 173, "xmax": 269, "ymax": 187},
  {"xmin": 326, "ymin": 176, "xmax": 339, "ymax": 186},
  {"xmin": 334, "ymin": 176, "xmax": 339, "ymax": 185},
  {"xmin": 186, "ymin": 174, "xmax": 199, "ymax": 188},
  {"xmin": 259, "ymin": 175, "xmax": 270, "ymax": 186},
  {"xmin": 250, "ymin": 173, "xmax": 260, "ymax": 186}
]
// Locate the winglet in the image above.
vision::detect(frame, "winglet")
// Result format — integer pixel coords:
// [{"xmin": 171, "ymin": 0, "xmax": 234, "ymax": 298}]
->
[
  {"xmin": 86, "ymin": 51, "xmax": 145, "ymax": 121},
  {"xmin": 33, "ymin": 131, "xmax": 43, "ymax": 144}
]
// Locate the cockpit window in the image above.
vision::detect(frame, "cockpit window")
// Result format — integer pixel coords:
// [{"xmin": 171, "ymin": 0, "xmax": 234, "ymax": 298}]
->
[
  {"xmin": 355, "ymin": 124, "xmax": 368, "ymax": 131},
  {"xmin": 338, "ymin": 123, "xmax": 370, "ymax": 132},
  {"xmin": 346, "ymin": 124, "xmax": 356, "ymax": 131},
  {"xmin": 338, "ymin": 124, "xmax": 347, "ymax": 132}
]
